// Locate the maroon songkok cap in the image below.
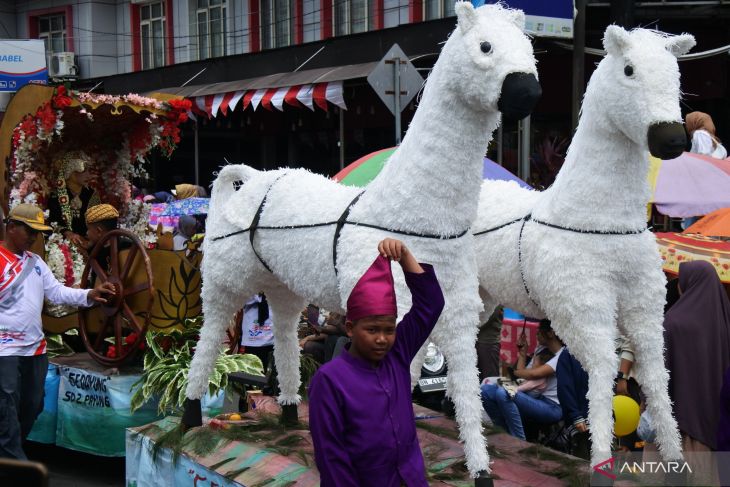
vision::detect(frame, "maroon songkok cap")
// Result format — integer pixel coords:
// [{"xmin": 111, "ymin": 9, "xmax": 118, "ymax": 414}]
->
[{"xmin": 346, "ymin": 255, "xmax": 397, "ymax": 322}]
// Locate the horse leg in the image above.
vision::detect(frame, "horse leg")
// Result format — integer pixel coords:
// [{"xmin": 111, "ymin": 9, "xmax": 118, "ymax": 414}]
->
[
  {"xmin": 549, "ymin": 307, "xmax": 619, "ymax": 470},
  {"xmin": 432, "ymin": 294, "xmax": 490, "ymax": 476},
  {"xmin": 186, "ymin": 279, "xmax": 251, "ymax": 424},
  {"xmin": 409, "ymin": 342, "xmax": 429, "ymax": 389},
  {"xmin": 264, "ymin": 285, "xmax": 307, "ymax": 409},
  {"xmin": 618, "ymin": 299, "xmax": 682, "ymax": 462}
]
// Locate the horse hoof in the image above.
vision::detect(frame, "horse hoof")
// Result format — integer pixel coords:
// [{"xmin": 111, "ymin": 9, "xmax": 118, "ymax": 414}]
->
[
  {"xmin": 181, "ymin": 398, "xmax": 203, "ymax": 428},
  {"xmin": 474, "ymin": 471, "xmax": 494, "ymax": 487},
  {"xmin": 280, "ymin": 404, "xmax": 298, "ymax": 426}
]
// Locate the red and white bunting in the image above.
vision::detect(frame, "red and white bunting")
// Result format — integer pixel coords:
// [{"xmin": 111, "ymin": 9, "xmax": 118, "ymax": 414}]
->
[
  {"xmin": 296, "ymin": 85, "xmax": 314, "ymax": 111},
  {"xmin": 188, "ymin": 81, "xmax": 346, "ymax": 118},
  {"xmin": 270, "ymin": 87, "xmax": 289, "ymax": 111}
]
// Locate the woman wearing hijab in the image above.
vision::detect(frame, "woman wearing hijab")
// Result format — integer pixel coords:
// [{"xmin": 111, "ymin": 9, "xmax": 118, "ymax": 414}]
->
[
  {"xmin": 664, "ymin": 260, "xmax": 730, "ymax": 484},
  {"xmin": 686, "ymin": 111, "xmax": 727, "ymax": 159}
]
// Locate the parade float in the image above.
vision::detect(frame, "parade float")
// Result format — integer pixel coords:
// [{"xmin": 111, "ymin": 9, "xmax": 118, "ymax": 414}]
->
[
  {"xmin": 0, "ymin": 83, "xmax": 259, "ymax": 457},
  {"xmin": 0, "ymin": 83, "xmax": 203, "ymax": 365}
]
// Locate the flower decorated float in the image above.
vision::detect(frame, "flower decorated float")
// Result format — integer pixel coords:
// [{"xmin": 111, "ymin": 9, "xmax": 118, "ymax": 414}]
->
[{"xmin": 0, "ymin": 84, "xmax": 204, "ymax": 366}]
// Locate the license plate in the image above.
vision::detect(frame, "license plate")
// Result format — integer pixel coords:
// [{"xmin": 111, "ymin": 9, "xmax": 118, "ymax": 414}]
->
[{"xmin": 418, "ymin": 375, "xmax": 447, "ymax": 392}]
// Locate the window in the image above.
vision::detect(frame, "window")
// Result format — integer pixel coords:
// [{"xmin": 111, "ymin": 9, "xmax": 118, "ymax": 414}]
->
[
  {"xmin": 38, "ymin": 14, "xmax": 66, "ymax": 54},
  {"xmin": 140, "ymin": 2, "xmax": 166, "ymax": 69},
  {"xmin": 334, "ymin": 0, "xmax": 376, "ymax": 36},
  {"xmin": 197, "ymin": 0, "xmax": 227, "ymax": 59},
  {"xmin": 260, "ymin": 0, "xmax": 296, "ymax": 49},
  {"xmin": 302, "ymin": 0, "xmax": 320, "ymax": 42},
  {"xmin": 424, "ymin": 0, "xmax": 455, "ymax": 20},
  {"xmin": 383, "ymin": 0, "xmax": 408, "ymax": 27}
]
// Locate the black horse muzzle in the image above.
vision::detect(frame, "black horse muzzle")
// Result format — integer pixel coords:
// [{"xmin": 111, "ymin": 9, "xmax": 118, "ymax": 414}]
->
[
  {"xmin": 497, "ymin": 72, "xmax": 542, "ymax": 121},
  {"xmin": 648, "ymin": 122, "xmax": 687, "ymax": 160}
]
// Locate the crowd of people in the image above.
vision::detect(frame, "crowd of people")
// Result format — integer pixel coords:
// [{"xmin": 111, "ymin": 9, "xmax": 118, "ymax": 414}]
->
[{"xmin": 474, "ymin": 259, "xmax": 730, "ymax": 484}]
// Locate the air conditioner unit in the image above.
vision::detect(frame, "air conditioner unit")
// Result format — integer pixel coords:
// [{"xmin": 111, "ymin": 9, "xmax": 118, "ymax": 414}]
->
[{"xmin": 48, "ymin": 52, "xmax": 78, "ymax": 78}]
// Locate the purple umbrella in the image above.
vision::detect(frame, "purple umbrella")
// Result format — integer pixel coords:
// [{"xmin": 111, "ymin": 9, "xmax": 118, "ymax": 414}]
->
[{"xmin": 650, "ymin": 152, "xmax": 730, "ymax": 218}]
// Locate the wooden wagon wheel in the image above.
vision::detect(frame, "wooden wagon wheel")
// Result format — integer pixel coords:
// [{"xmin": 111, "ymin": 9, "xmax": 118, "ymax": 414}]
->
[{"xmin": 78, "ymin": 229, "xmax": 154, "ymax": 366}]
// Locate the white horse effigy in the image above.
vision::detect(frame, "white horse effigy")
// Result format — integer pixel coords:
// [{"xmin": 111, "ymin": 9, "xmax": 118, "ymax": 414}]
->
[
  {"xmin": 184, "ymin": 2, "xmax": 540, "ymax": 478},
  {"xmin": 473, "ymin": 26, "xmax": 694, "ymax": 471}
]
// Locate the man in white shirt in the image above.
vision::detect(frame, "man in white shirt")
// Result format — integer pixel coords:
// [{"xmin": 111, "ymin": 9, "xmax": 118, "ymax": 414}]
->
[{"xmin": 0, "ymin": 204, "xmax": 114, "ymax": 460}]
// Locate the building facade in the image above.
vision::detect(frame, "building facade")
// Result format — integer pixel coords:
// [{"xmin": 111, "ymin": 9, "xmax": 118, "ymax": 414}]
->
[{"xmin": 1, "ymin": 0, "xmax": 728, "ymax": 190}]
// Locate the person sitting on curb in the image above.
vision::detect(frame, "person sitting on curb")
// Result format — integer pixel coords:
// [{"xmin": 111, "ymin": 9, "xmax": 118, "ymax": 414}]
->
[{"xmin": 481, "ymin": 319, "xmax": 564, "ymax": 441}]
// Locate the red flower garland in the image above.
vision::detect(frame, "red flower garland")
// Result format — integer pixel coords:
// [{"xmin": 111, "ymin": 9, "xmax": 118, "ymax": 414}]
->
[{"xmin": 58, "ymin": 242, "xmax": 75, "ymax": 286}]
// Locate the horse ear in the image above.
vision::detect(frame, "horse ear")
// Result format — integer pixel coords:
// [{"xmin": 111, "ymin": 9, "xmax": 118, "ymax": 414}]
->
[
  {"xmin": 455, "ymin": 1, "xmax": 478, "ymax": 33},
  {"xmin": 603, "ymin": 25, "xmax": 631, "ymax": 56},
  {"xmin": 665, "ymin": 34, "xmax": 695, "ymax": 57},
  {"xmin": 505, "ymin": 9, "xmax": 525, "ymax": 29}
]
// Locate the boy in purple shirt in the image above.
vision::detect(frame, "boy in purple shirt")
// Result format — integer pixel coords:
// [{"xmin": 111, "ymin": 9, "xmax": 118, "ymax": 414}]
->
[{"xmin": 308, "ymin": 238, "xmax": 445, "ymax": 486}]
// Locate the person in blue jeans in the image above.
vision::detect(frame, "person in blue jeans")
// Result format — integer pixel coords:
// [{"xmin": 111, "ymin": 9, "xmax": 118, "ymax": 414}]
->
[{"xmin": 481, "ymin": 319, "xmax": 564, "ymax": 440}]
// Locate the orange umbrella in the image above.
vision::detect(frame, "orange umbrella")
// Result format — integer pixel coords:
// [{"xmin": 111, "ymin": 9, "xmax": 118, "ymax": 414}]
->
[{"xmin": 684, "ymin": 207, "xmax": 730, "ymax": 237}]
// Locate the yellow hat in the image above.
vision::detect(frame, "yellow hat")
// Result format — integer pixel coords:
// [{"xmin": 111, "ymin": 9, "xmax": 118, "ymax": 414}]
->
[
  {"xmin": 8, "ymin": 204, "xmax": 53, "ymax": 231},
  {"xmin": 85, "ymin": 204, "xmax": 119, "ymax": 225},
  {"xmin": 173, "ymin": 184, "xmax": 198, "ymax": 200}
]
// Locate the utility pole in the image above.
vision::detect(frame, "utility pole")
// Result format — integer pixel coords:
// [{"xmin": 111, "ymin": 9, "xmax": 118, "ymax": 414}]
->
[
  {"xmin": 610, "ymin": 0, "xmax": 635, "ymax": 28},
  {"xmin": 571, "ymin": 0, "xmax": 586, "ymax": 131}
]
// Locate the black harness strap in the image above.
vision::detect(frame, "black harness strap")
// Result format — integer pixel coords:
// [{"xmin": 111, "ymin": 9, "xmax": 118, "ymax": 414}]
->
[
  {"xmin": 529, "ymin": 218, "xmax": 646, "ymax": 236},
  {"xmin": 472, "ymin": 217, "xmax": 524, "ymax": 236},
  {"xmin": 212, "ymin": 228, "xmax": 249, "ymax": 241},
  {"xmin": 249, "ymin": 173, "xmax": 288, "ymax": 272},
  {"xmin": 516, "ymin": 214, "xmax": 539, "ymax": 307},
  {"xmin": 475, "ymin": 213, "xmax": 648, "ymax": 308},
  {"xmin": 348, "ymin": 221, "xmax": 470, "ymax": 240},
  {"xmin": 332, "ymin": 192, "xmax": 365, "ymax": 277}
]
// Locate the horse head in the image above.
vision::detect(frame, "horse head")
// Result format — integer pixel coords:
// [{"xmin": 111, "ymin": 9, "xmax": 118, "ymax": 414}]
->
[
  {"xmin": 445, "ymin": 2, "xmax": 541, "ymax": 121},
  {"xmin": 593, "ymin": 26, "xmax": 695, "ymax": 160}
]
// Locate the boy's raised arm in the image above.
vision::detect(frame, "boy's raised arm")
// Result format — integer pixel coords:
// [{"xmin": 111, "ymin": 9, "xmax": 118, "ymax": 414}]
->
[{"xmin": 379, "ymin": 239, "xmax": 445, "ymax": 364}]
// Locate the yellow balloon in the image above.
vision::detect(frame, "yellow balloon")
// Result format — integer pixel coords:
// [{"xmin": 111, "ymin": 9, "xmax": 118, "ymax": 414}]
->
[{"xmin": 613, "ymin": 395, "xmax": 640, "ymax": 437}]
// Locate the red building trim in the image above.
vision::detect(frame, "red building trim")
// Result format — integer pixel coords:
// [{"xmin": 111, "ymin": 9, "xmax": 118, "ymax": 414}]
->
[
  {"xmin": 294, "ymin": 0, "xmax": 303, "ymax": 44},
  {"xmin": 130, "ymin": 4, "xmax": 141, "ymax": 72},
  {"xmin": 28, "ymin": 6, "xmax": 75, "ymax": 52},
  {"xmin": 165, "ymin": 0, "xmax": 175, "ymax": 64},
  {"xmin": 249, "ymin": 0, "xmax": 261, "ymax": 52},
  {"xmin": 374, "ymin": 0, "xmax": 384, "ymax": 29},
  {"xmin": 409, "ymin": 0, "xmax": 423, "ymax": 23},
  {"xmin": 130, "ymin": 1, "xmax": 175, "ymax": 72},
  {"xmin": 320, "ymin": 0, "xmax": 332, "ymax": 39}
]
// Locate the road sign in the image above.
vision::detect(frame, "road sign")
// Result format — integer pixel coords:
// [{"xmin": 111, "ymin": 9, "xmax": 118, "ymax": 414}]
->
[
  {"xmin": 367, "ymin": 44, "xmax": 424, "ymax": 144},
  {"xmin": 367, "ymin": 44, "xmax": 423, "ymax": 116}
]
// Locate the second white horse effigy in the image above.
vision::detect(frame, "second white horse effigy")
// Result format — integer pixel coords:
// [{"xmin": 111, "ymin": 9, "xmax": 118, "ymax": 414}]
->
[
  {"xmin": 184, "ymin": 2, "xmax": 540, "ymax": 479},
  {"xmin": 473, "ymin": 26, "xmax": 694, "ymax": 473}
]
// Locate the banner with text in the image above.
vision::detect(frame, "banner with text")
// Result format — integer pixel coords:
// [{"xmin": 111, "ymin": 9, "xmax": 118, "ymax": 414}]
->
[{"xmin": 0, "ymin": 40, "xmax": 48, "ymax": 91}]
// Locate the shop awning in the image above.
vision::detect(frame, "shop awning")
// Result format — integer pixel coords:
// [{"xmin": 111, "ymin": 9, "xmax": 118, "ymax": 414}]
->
[{"xmin": 154, "ymin": 61, "xmax": 379, "ymax": 118}]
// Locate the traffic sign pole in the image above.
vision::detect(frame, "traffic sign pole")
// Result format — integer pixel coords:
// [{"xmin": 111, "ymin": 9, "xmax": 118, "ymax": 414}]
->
[{"xmin": 393, "ymin": 57, "xmax": 402, "ymax": 145}]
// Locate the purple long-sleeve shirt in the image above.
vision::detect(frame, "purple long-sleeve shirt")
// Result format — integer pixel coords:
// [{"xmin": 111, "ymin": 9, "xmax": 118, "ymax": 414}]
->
[{"xmin": 308, "ymin": 264, "xmax": 445, "ymax": 487}]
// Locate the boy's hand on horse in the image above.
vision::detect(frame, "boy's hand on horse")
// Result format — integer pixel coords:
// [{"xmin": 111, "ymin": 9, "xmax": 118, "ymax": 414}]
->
[{"xmin": 377, "ymin": 238, "xmax": 424, "ymax": 274}]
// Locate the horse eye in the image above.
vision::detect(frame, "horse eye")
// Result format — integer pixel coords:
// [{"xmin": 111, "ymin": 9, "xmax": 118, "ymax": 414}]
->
[
  {"xmin": 624, "ymin": 65, "xmax": 634, "ymax": 77},
  {"xmin": 480, "ymin": 41, "xmax": 492, "ymax": 54}
]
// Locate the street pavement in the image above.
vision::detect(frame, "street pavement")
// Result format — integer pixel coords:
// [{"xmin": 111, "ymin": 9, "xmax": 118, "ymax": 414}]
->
[{"xmin": 25, "ymin": 441, "xmax": 124, "ymax": 487}]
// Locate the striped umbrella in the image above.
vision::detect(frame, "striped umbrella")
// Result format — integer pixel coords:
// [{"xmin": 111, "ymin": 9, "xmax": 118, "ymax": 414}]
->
[
  {"xmin": 333, "ymin": 147, "xmax": 531, "ymax": 188},
  {"xmin": 655, "ymin": 232, "xmax": 730, "ymax": 284},
  {"xmin": 649, "ymin": 152, "xmax": 730, "ymax": 218}
]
